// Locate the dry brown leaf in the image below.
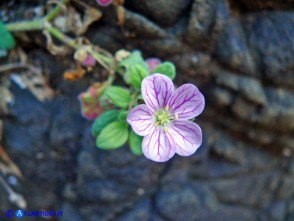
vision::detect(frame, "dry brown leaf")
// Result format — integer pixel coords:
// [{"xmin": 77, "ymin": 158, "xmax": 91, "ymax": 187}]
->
[
  {"xmin": 0, "ymin": 146, "xmax": 22, "ymax": 178},
  {"xmin": 53, "ymin": 4, "xmax": 102, "ymax": 36},
  {"xmin": 8, "ymin": 65, "xmax": 55, "ymax": 102},
  {"xmin": 53, "ymin": 6, "xmax": 83, "ymax": 34},
  {"xmin": 43, "ymin": 30, "xmax": 72, "ymax": 56},
  {"xmin": 21, "ymin": 70, "xmax": 54, "ymax": 101},
  {"xmin": 77, "ymin": 7, "xmax": 102, "ymax": 35},
  {"xmin": 0, "ymin": 119, "xmax": 2, "ymax": 142},
  {"xmin": 117, "ymin": 5, "xmax": 125, "ymax": 26},
  {"xmin": 0, "ymin": 78, "xmax": 14, "ymax": 115},
  {"xmin": 63, "ymin": 64, "xmax": 86, "ymax": 81}
]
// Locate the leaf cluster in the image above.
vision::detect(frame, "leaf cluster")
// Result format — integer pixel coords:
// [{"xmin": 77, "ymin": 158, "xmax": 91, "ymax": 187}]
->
[{"xmin": 91, "ymin": 51, "xmax": 176, "ymax": 155}]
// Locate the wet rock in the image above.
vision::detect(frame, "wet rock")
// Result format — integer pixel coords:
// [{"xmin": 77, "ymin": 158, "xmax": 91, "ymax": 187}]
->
[
  {"xmin": 231, "ymin": 0, "xmax": 294, "ymax": 11},
  {"xmin": 276, "ymin": 176, "xmax": 294, "ymax": 200},
  {"xmin": 266, "ymin": 201, "xmax": 287, "ymax": 221},
  {"xmin": 210, "ymin": 171, "xmax": 281, "ymax": 208},
  {"xmin": 215, "ymin": 17, "xmax": 256, "ymax": 75},
  {"xmin": 137, "ymin": 38, "xmax": 188, "ymax": 58},
  {"xmin": 204, "ymin": 205, "xmax": 258, "ymax": 221},
  {"xmin": 117, "ymin": 199, "xmax": 151, "ymax": 221},
  {"xmin": 212, "ymin": 129, "xmax": 279, "ymax": 169},
  {"xmin": 126, "ymin": 0, "xmax": 191, "ymax": 27},
  {"xmin": 186, "ymin": 0, "xmax": 229, "ymax": 50},
  {"xmin": 75, "ymin": 128, "xmax": 165, "ymax": 220},
  {"xmin": 60, "ymin": 203, "xmax": 83, "ymax": 221},
  {"xmin": 244, "ymin": 12, "xmax": 294, "ymax": 87},
  {"xmin": 215, "ymin": 71, "xmax": 267, "ymax": 105},
  {"xmin": 156, "ymin": 184, "xmax": 218, "ymax": 221},
  {"xmin": 124, "ymin": 9, "xmax": 166, "ymax": 38},
  {"xmin": 2, "ymin": 0, "xmax": 294, "ymax": 220},
  {"xmin": 211, "ymin": 87, "xmax": 234, "ymax": 107},
  {"xmin": 4, "ymin": 83, "xmax": 50, "ymax": 156}
]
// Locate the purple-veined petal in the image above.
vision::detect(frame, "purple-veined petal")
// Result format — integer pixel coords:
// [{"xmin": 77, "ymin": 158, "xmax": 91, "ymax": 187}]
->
[
  {"xmin": 168, "ymin": 83, "xmax": 205, "ymax": 119},
  {"xmin": 127, "ymin": 104, "xmax": 155, "ymax": 136},
  {"xmin": 168, "ymin": 120, "xmax": 202, "ymax": 156},
  {"xmin": 142, "ymin": 128, "xmax": 175, "ymax": 162},
  {"xmin": 96, "ymin": 0, "xmax": 112, "ymax": 7},
  {"xmin": 142, "ymin": 74, "xmax": 174, "ymax": 111}
]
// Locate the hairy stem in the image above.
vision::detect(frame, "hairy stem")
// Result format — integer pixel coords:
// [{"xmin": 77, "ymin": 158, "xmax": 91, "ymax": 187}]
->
[
  {"xmin": 4, "ymin": 0, "xmax": 115, "ymax": 70},
  {"xmin": 6, "ymin": 0, "xmax": 69, "ymax": 32},
  {"xmin": 5, "ymin": 20, "xmax": 43, "ymax": 32},
  {"xmin": 46, "ymin": 0, "xmax": 70, "ymax": 21},
  {"xmin": 46, "ymin": 25, "xmax": 77, "ymax": 48}
]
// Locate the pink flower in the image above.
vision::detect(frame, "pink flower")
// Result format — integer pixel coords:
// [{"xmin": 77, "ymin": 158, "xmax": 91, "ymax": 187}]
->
[
  {"xmin": 78, "ymin": 84, "xmax": 104, "ymax": 120},
  {"xmin": 145, "ymin": 58, "xmax": 161, "ymax": 72},
  {"xmin": 96, "ymin": 0, "xmax": 112, "ymax": 7},
  {"xmin": 82, "ymin": 55, "xmax": 96, "ymax": 67},
  {"xmin": 127, "ymin": 74, "xmax": 205, "ymax": 162}
]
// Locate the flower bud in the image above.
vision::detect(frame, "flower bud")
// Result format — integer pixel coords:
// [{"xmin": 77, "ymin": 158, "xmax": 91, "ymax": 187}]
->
[
  {"xmin": 145, "ymin": 58, "xmax": 161, "ymax": 72},
  {"xmin": 96, "ymin": 0, "xmax": 113, "ymax": 7}
]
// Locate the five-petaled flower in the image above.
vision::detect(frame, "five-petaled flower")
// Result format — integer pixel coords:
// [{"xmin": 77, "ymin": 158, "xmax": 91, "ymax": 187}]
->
[
  {"xmin": 96, "ymin": 0, "xmax": 112, "ymax": 7},
  {"xmin": 127, "ymin": 74, "xmax": 205, "ymax": 162}
]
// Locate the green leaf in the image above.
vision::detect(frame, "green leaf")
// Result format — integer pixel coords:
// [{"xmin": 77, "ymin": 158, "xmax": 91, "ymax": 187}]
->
[
  {"xmin": 91, "ymin": 110, "xmax": 119, "ymax": 137},
  {"xmin": 153, "ymin": 62, "xmax": 176, "ymax": 80},
  {"xmin": 118, "ymin": 110, "xmax": 129, "ymax": 122},
  {"xmin": 130, "ymin": 64, "xmax": 148, "ymax": 89},
  {"xmin": 105, "ymin": 86, "xmax": 131, "ymax": 108},
  {"xmin": 0, "ymin": 21, "xmax": 16, "ymax": 50},
  {"xmin": 117, "ymin": 51, "xmax": 148, "ymax": 84},
  {"xmin": 129, "ymin": 130, "xmax": 143, "ymax": 155},
  {"xmin": 96, "ymin": 122, "xmax": 129, "ymax": 149}
]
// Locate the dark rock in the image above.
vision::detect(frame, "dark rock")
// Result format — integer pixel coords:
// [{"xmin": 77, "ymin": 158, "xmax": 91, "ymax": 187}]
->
[
  {"xmin": 244, "ymin": 12, "xmax": 294, "ymax": 87},
  {"xmin": 276, "ymin": 176, "xmax": 294, "ymax": 200},
  {"xmin": 212, "ymin": 129, "xmax": 279, "ymax": 169},
  {"xmin": 156, "ymin": 184, "xmax": 219, "ymax": 221},
  {"xmin": 215, "ymin": 17, "xmax": 256, "ymax": 75},
  {"xmin": 126, "ymin": 0, "xmax": 191, "ymax": 27},
  {"xmin": 215, "ymin": 71, "xmax": 267, "ymax": 105},
  {"xmin": 117, "ymin": 199, "xmax": 151, "ymax": 221},
  {"xmin": 60, "ymin": 203, "xmax": 83, "ymax": 221},
  {"xmin": 210, "ymin": 171, "xmax": 281, "ymax": 208},
  {"xmin": 75, "ymin": 128, "xmax": 165, "ymax": 220},
  {"xmin": 186, "ymin": 0, "xmax": 230, "ymax": 50},
  {"xmin": 124, "ymin": 9, "xmax": 166, "ymax": 38},
  {"xmin": 49, "ymin": 96, "xmax": 84, "ymax": 155},
  {"xmin": 266, "ymin": 201, "xmax": 287, "ymax": 221},
  {"xmin": 204, "ymin": 205, "xmax": 258, "ymax": 221},
  {"xmin": 4, "ymin": 83, "xmax": 50, "ymax": 156},
  {"xmin": 230, "ymin": 0, "xmax": 294, "ymax": 11},
  {"xmin": 1, "ymin": 1, "xmax": 294, "ymax": 220}
]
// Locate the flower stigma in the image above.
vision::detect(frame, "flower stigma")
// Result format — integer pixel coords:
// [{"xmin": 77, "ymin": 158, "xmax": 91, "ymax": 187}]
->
[{"xmin": 154, "ymin": 105, "xmax": 177, "ymax": 133}]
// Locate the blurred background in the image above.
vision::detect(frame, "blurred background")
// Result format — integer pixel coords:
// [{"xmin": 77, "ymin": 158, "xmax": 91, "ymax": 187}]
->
[{"xmin": 0, "ymin": 0, "xmax": 294, "ymax": 220}]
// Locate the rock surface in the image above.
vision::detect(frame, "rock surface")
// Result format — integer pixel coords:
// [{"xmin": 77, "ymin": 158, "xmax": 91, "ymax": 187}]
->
[{"xmin": 0, "ymin": 0, "xmax": 293, "ymax": 220}]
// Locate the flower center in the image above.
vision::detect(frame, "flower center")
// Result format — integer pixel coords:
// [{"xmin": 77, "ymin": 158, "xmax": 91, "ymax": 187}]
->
[{"xmin": 155, "ymin": 106, "xmax": 178, "ymax": 132}]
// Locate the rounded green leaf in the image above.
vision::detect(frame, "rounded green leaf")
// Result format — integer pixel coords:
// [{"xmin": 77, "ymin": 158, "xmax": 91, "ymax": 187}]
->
[
  {"xmin": 0, "ymin": 22, "xmax": 16, "ymax": 50},
  {"xmin": 129, "ymin": 130, "xmax": 143, "ymax": 155},
  {"xmin": 153, "ymin": 62, "xmax": 176, "ymax": 80},
  {"xmin": 117, "ymin": 51, "xmax": 148, "ymax": 84},
  {"xmin": 118, "ymin": 110, "xmax": 129, "ymax": 122},
  {"xmin": 96, "ymin": 122, "xmax": 129, "ymax": 149},
  {"xmin": 105, "ymin": 86, "xmax": 131, "ymax": 108},
  {"xmin": 91, "ymin": 110, "xmax": 119, "ymax": 137},
  {"xmin": 130, "ymin": 64, "xmax": 148, "ymax": 89}
]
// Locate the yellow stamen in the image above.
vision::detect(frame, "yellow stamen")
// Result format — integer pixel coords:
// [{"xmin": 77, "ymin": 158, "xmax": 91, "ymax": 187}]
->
[
  {"xmin": 155, "ymin": 122, "xmax": 159, "ymax": 126},
  {"xmin": 165, "ymin": 105, "xmax": 169, "ymax": 111},
  {"xmin": 164, "ymin": 127, "xmax": 168, "ymax": 133},
  {"xmin": 175, "ymin": 114, "xmax": 179, "ymax": 120}
]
